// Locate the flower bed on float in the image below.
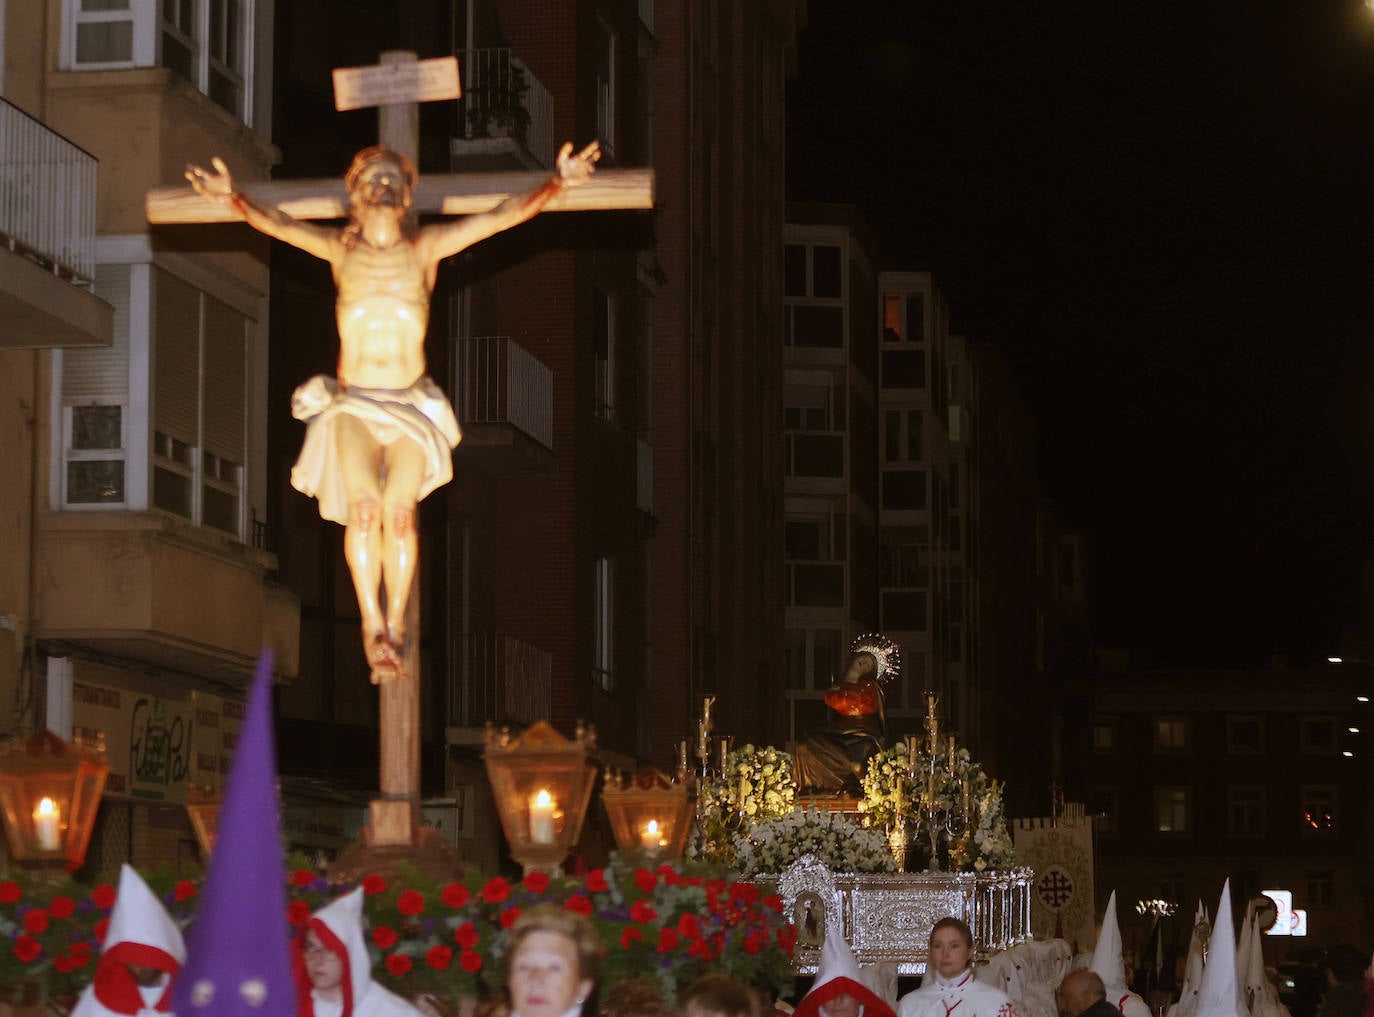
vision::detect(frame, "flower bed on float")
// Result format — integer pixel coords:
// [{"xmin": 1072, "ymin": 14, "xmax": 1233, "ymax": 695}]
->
[{"xmin": 0, "ymin": 855, "xmax": 796, "ymax": 1004}]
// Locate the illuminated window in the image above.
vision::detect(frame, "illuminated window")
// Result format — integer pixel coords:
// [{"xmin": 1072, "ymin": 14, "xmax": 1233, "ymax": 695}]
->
[
  {"xmin": 1154, "ymin": 786, "xmax": 1190, "ymax": 835},
  {"xmin": 1299, "ymin": 785, "xmax": 1337, "ymax": 835},
  {"xmin": 1154, "ymin": 717, "xmax": 1190, "ymax": 753}
]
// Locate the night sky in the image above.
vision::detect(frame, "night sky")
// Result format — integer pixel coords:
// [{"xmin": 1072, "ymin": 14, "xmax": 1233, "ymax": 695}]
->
[{"xmin": 787, "ymin": 2, "xmax": 1374, "ymax": 666}]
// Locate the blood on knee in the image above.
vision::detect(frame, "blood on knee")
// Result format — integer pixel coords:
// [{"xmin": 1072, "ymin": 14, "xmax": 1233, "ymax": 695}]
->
[
  {"xmin": 386, "ymin": 504, "xmax": 416, "ymax": 536},
  {"xmin": 351, "ymin": 499, "xmax": 379, "ymax": 531}
]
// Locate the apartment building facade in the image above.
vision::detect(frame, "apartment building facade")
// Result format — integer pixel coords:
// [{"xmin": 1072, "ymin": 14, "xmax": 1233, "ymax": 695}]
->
[{"xmin": 0, "ymin": 0, "xmax": 299, "ymax": 871}]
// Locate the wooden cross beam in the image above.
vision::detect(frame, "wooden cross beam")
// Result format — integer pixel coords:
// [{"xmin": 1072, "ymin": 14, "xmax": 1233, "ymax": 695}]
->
[{"xmin": 146, "ymin": 169, "xmax": 654, "ymax": 224}]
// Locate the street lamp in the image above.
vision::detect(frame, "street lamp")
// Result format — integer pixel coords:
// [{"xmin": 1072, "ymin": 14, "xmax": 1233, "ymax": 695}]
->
[
  {"xmin": 483, "ymin": 721, "xmax": 597, "ymax": 877},
  {"xmin": 0, "ymin": 730, "xmax": 109, "ymax": 866}
]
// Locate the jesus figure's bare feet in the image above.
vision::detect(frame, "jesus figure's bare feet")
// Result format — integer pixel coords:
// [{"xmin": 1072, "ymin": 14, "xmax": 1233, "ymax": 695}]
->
[{"xmin": 364, "ymin": 629, "xmax": 403, "ymax": 684}]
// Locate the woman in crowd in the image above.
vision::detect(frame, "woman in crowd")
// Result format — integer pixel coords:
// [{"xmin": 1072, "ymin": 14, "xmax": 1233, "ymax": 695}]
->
[
  {"xmin": 898, "ymin": 918, "xmax": 1019, "ymax": 1017},
  {"xmin": 501, "ymin": 904, "xmax": 600, "ymax": 1017}
]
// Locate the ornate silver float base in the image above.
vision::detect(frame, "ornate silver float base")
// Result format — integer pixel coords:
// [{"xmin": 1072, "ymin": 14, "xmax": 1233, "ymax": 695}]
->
[{"xmin": 776, "ymin": 854, "xmax": 1035, "ymax": 975}]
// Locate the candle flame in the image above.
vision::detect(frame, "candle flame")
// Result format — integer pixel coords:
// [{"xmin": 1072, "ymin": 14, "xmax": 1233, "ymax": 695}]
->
[
  {"xmin": 36, "ymin": 797, "xmax": 57, "ymax": 818},
  {"xmin": 533, "ymin": 788, "xmax": 553, "ymax": 807},
  {"xmin": 645, "ymin": 819, "xmax": 660, "ymax": 835}
]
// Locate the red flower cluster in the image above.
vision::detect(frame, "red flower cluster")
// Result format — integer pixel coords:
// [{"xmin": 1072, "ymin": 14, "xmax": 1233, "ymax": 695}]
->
[
  {"xmin": 91, "ymin": 884, "xmax": 116, "ymax": 910},
  {"xmin": 397, "ymin": 890, "xmax": 425, "ymax": 917}
]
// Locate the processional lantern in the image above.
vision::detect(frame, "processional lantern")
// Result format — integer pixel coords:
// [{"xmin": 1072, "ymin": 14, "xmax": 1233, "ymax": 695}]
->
[
  {"xmin": 483, "ymin": 721, "xmax": 597, "ymax": 876},
  {"xmin": 0, "ymin": 730, "xmax": 109, "ymax": 865},
  {"xmin": 184, "ymin": 784, "xmax": 222, "ymax": 858},
  {"xmin": 601, "ymin": 766, "xmax": 695, "ymax": 861}
]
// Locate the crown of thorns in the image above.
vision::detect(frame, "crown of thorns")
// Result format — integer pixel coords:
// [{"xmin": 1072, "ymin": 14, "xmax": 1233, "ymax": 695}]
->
[
  {"xmin": 345, "ymin": 145, "xmax": 419, "ymax": 195},
  {"xmin": 849, "ymin": 632, "xmax": 902, "ymax": 685}
]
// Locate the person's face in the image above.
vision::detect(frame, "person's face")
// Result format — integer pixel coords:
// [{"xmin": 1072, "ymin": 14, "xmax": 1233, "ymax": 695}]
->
[
  {"xmin": 930, "ymin": 927, "xmax": 973, "ymax": 979},
  {"xmin": 509, "ymin": 930, "xmax": 592, "ymax": 1017},
  {"xmin": 125, "ymin": 963, "xmax": 164, "ymax": 987},
  {"xmin": 841, "ymin": 653, "xmax": 877, "ymax": 685},
  {"xmin": 824, "ymin": 993, "xmax": 861, "ymax": 1017},
  {"xmin": 303, "ymin": 930, "xmax": 344, "ymax": 994}
]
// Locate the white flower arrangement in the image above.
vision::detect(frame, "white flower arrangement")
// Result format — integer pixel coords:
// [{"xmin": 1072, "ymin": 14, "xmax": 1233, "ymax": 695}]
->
[
  {"xmin": 969, "ymin": 779, "xmax": 1016, "ymax": 871},
  {"xmin": 859, "ymin": 740, "xmax": 983, "ymax": 830},
  {"xmin": 732, "ymin": 809, "xmax": 896, "ymax": 876},
  {"xmin": 693, "ymin": 744, "xmax": 796, "ymax": 863}
]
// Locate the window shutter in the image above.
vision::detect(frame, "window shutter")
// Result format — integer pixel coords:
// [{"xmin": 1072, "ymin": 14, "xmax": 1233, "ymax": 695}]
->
[
  {"xmin": 63, "ymin": 264, "xmax": 130, "ymax": 403},
  {"xmin": 154, "ymin": 268, "xmax": 201, "ymax": 443},
  {"xmin": 202, "ymin": 295, "xmax": 246, "ymax": 463}
]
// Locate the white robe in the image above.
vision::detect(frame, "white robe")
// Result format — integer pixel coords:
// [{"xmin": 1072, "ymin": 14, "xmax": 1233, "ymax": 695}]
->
[{"xmin": 899, "ymin": 970, "xmax": 1020, "ymax": 1017}]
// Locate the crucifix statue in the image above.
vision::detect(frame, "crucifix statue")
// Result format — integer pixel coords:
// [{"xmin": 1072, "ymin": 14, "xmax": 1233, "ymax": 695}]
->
[
  {"xmin": 149, "ymin": 51, "xmax": 653, "ymax": 855},
  {"xmin": 184, "ymin": 139, "xmax": 599, "ymax": 682}
]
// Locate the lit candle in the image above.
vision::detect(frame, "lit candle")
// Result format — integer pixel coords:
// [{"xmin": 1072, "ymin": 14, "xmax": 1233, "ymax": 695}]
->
[
  {"xmin": 528, "ymin": 788, "xmax": 557, "ymax": 845},
  {"xmin": 718, "ymin": 738, "xmax": 729, "ymax": 774},
  {"xmin": 947, "ymin": 735, "xmax": 957, "ymax": 769},
  {"xmin": 641, "ymin": 819, "xmax": 662, "ymax": 852},
  {"xmin": 678, "ymin": 740, "xmax": 689, "ymax": 774},
  {"xmin": 33, "ymin": 797, "xmax": 60, "ymax": 852}
]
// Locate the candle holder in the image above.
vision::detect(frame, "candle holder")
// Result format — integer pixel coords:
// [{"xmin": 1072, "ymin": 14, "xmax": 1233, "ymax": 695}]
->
[
  {"xmin": 601, "ymin": 766, "xmax": 696, "ymax": 861},
  {"xmin": 483, "ymin": 721, "xmax": 597, "ymax": 877},
  {"xmin": 0, "ymin": 730, "xmax": 109, "ymax": 866}
]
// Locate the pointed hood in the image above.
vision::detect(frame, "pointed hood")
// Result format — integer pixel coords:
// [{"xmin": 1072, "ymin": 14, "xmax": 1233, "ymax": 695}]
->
[
  {"xmin": 1171, "ymin": 901, "xmax": 1209, "ymax": 1017},
  {"xmin": 172, "ymin": 652, "xmax": 295, "ymax": 1017},
  {"xmin": 1091, "ymin": 891, "xmax": 1128, "ymax": 992},
  {"xmin": 85, "ymin": 865, "xmax": 186, "ymax": 1016},
  {"xmin": 794, "ymin": 920, "xmax": 897, "ymax": 1017},
  {"xmin": 1195, "ymin": 880, "xmax": 1247, "ymax": 1017},
  {"xmin": 1243, "ymin": 913, "xmax": 1284, "ymax": 1017},
  {"xmin": 294, "ymin": 887, "xmax": 375, "ymax": 1017}
]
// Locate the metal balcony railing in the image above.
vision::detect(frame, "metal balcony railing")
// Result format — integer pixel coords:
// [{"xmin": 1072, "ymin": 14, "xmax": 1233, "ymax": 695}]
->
[
  {"xmin": 448, "ymin": 633, "xmax": 553, "ymax": 728},
  {"xmin": 457, "ymin": 48, "xmax": 555, "ymax": 169},
  {"xmin": 0, "ymin": 99, "xmax": 97, "ymax": 284},
  {"xmin": 454, "ymin": 336, "xmax": 554, "ymax": 450}
]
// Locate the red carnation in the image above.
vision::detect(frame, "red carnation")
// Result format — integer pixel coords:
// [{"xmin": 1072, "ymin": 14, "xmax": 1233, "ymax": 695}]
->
[
  {"xmin": 23, "ymin": 909, "xmax": 49, "ymax": 935},
  {"xmin": 763, "ymin": 894, "xmax": 783, "ymax": 913},
  {"xmin": 454, "ymin": 922, "xmax": 479, "ymax": 949},
  {"xmin": 729, "ymin": 881, "xmax": 759, "ymax": 903},
  {"xmin": 397, "ymin": 890, "xmax": 425, "ymax": 917},
  {"xmin": 630, "ymin": 900, "xmax": 657, "ymax": 923},
  {"xmin": 13, "ymin": 935, "xmax": 41, "ymax": 964},
  {"xmin": 564, "ymin": 895, "xmax": 593, "ymax": 916},
  {"xmin": 426, "ymin": 945, "xmax": 453, "ymax": 970},
  {"xmin": 459, "ymin": 949, "xmax": 483, "ymax": 972},
  {"xmin": 70, "ymin": 949, "xmax": 92, "ymax": 969},
  {"xmin": 0, "ymin": 881, "xmax": 20, "ymax": 904},
  {"xmin": 523, "ymin": 870, "xmax": 550, "ymax": 893},
  {"xmin": 49, "ymin": 896, "xmax": 75, "ymax": 920},
  {"xmin": 441, "ymin": 883, "xmax": 470, "ymax": 908},
  {"xmin": 70, "ymin": 941, "xmax": 93, "ymax": 957},
  {"xmin": 677, "ymin": 913, "xmax": 700, "ymax": 938},
  {"xmin": 287, "ymin": 901, "xmax": 311, "ymax": 927},
  {"xmin": 174, "ymin": 880, "xmax": 197, "ymax": 903},
  {"xmin": 93, "ymin": 918, "xmax": 109, "ymax": 943},
  {"xmin": 361, "ymin": 874, "xmax": 387, "ymax": 896},
  {"xmin": 656, "ymin": 927, "xmax": 678, "ymax": 953},
  {"xmin": 634, "ymin": 868, "xmax": 657, "ymax": 894},
  {"xmin": 687, "ymin": 937, "xmax": 711, "ymax": 960},
  {"xmin": 481, "ymin": 877, "xmax": 511, "ymax": 903},
  {"xmin": 586, "ymin": 869, "xmax": 609, "ymax": 893},
  {"xmin": 619, "ymin": 927, "xmax": 643, "ymax": 949},
  {"xmin": 372, "ymin": 926, "xmax": 400, "ymax": 950},
  {"xmin": 743, "ymin": 932, "xmax": 763, "ymax": 955},
  {"xmin": 291, "ymin": 870, "xmax": 315, "ymax": 887},
  {"xmin": 54, "ymin": 953, "xmax": 73, "ymax": 974},
  {"xmin": 778, "ymin": 925, "xmax": 797, "ymax": 956},
  {"xmin": 91, "ymin": 884, "xmax": 116, "ymax": 910},
  {"xmin": 500, "ymin": 906, "xmax": 522, "ymax": 929},
  {"xmin": 385, "ymin": 953, "xmax": 412, "ymax": 977}
]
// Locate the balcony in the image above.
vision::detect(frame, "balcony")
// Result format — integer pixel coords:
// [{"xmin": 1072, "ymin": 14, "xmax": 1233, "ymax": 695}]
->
[
  {"xmin": 0, "ymin": 99, "xmax": 111, "ymax": 350},
  {"xmin": 453, "ymin": 336, "xmax": 555, "ymax": 473},
  {"xmin": 786, "ymin": 560, "xmax": 846, "ymax": 609},
  {"xmin": 451, "ymin": 48, "xmax": 555, "ymax": 172},
  {"xmin": 33, "ymin": 511, "xmax": 300, "ymax": 683},
  {"xmin": 784, "ymin": 430, "xmax": 844, "ymax": 493},
  {"xmin": 446, "ymin": 633, "xmax": 552, "ymax": 737}
]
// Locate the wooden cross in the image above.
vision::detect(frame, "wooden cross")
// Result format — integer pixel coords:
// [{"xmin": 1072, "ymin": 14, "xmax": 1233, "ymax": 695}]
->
[{"xmin": 147, "ymin": 51, "xmax": 653, "ymax": 856}]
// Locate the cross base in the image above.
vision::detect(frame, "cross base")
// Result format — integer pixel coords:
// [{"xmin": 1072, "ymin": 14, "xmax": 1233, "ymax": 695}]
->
[{"xmin": 328, "ymin": 823, "xmax": 465, "ymax": 884}]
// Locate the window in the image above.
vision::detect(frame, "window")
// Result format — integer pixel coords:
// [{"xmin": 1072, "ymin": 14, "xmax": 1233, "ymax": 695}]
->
[
  {"xmin": 812, "ymin": 246, "xmax": 841, "ymax": 298},
  {"xmin": 1300, "ymin": 716, "xmax": 1337, "ymax": 755},
  {"xmin": 1154, "ymin": 786, "xmax": 1190, "ymax": 835},
  {"xmin": 1305, "ymin": 869, "xmax": 1334, "ymax": 906},
  {"xmin": 882, "ymin": 410, "xmax": 923, "ymax": 463},
  {"xmin": 881, "ymin": 470, "xmax": 927, "ymax": 511},
  {"xmin": 1091, "ymin": 717, "xmax": 1116, "ymax": 753},
  {"xmin": 785, "ymin": 245, "xmax": 806, "ymax": 298},
  {"xmin": 1154, "ymin": 716, "xmax": 1190, "ymax": 753},
  {"xmin": 594, "ymin": 289, "xmax": 616, "ymax": 421},
  {"xmin": 881, "ymin": 350, "xmax": 926, "ymax": 389},
  {"xmin": 1299, "ymin": 785, "xmax": 1337, "ymax": 835},
  {"xmin": 787, "ymin": 305, "xmax": 843, "ymax": 348},
  {"xmin": 593, "ymin": 557, "xmax": 615, "ymax": 691},
  {"xmin": 63, "ymin": 264, "xmax": 131, "ymax": 506},
  {"xmin": 906, "ymin": 294, "xmax": 925, "ymax": 342},
  {"xmin": 595, "ymin": 18, "xmax": 615, "ymax": 152},
  {"xmin": 1227, "ymin": 715, "xmax": 1264, "ymax": 754},
  {"xmin": 66, "ymin": 0, "xmax": 253, "ymax": 121},
  {"xmin": 1227, "ymin": 785, "xmax": 1266, "ymax": 838},
  {"xmin": 883, "ymin": 293, "xmax": 902, "ymax": 342},
  {"xmin": 152, "ymin": 269, "xmax": 246, "ymax": 536},
  {"xmin": 1088, "ymin": 786, "xmax": 1117, "ymax": 837}
]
